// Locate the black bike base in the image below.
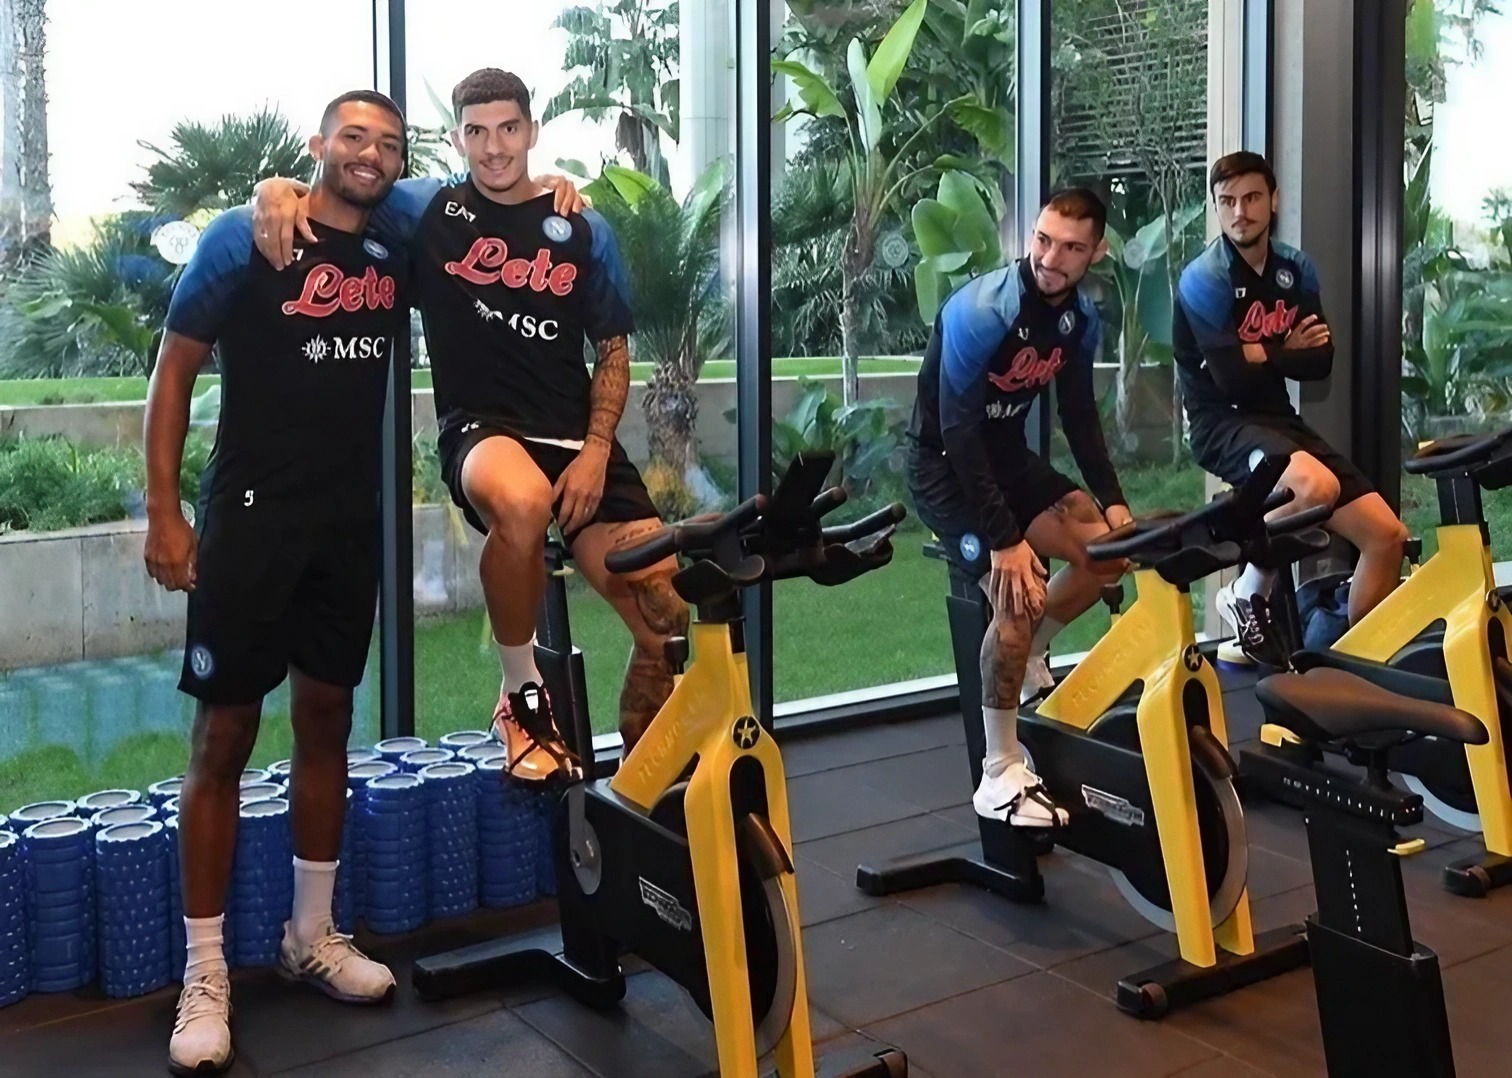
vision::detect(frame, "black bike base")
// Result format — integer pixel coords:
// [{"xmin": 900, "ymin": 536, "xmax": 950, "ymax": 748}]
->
[
  {"xmin": 855, "ymin": 840, "xmax": 1045, "ymax": 904},
  {"xmin": 1443, "ymin": 850, "xmax": 1512, "ymax": 897},
  {"xmin": 1114, "ymin": 924, "xmax": 1310, "ymax": 1019},
  {"xmin": 411, "ymin": 924, "xmax": 627, "ymax": 1010},
  {"xmin": 813, "ymin": 1046, "xmax": 909, "ymax": 1078}
]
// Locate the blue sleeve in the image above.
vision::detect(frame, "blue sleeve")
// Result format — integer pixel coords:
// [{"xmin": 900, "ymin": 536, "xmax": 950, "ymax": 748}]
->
[
  {"xmin": 366, "ymin": 177, "xmax": 443, "ymax": 246},
  {"xmin": 581, "ymin": 208, "xmax": 636, "ymax": 340},
  {"xmin": 1176, "ymin": 258, "xmax": 1237, "ymax": 356},
  {"xmin": 164, "ymin": 206, "xmax": 253, "ymax": 343},
  {"xmin": 938, "ymin": 275, "xmax": 1014, "ymax": 434}
]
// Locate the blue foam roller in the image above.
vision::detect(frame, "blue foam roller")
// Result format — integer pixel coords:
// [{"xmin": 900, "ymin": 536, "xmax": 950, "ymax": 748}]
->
[
  {"xmin": 163, "ymin": 816, "xmax": 185, "ymax": 980},
  {"xmin": 231, "ymin": 799, "xmax": 292, "ymax": 967},
  {"xmin": 439, "ymin": 730, "xmax": 490, "ymax": 752},
  {"xmin": 458, "ymin": 743, "xmax": 506, "ymax": 766},
  {"xmin": 9, "ymin": 802, "xmax": 75, "ymax": 832},
  {"xmin": 374, "ymin": 737, "xmax": 426, "ymax": 765},
  {"xmin": 332, "ymin": 789, "xmax": 357, "ymax": 934},
  {"xmin": 239, "ymin": 769, "xmax": 270, "ymax": 787},
  {"xmin": 399, "ymin": 747, "xmax": 454, "ymax": 773},
  {"xmin": 160, "ymin": 797, "xmax": 180, "ymax": 819},
  {"xmin": 20, "ymin": 818, "xmax": 93, "ymax": 992},
  {"xmin": 347, "ymin": 748, "xmax": 380, "ymax": 766},
  {"xmin": 147, "ymin": 778, "xmax": 183, "ymax": 809},
  {"xmin": 0, "ymin": 831, "xmax": 29, "ymax": 1008},
  {"xmin": 238, "ymin": 783, "xmax": 284, "ymax": 804},
  {"xmin": 89, "ymin": 805, "xmax": 157, "ymax": 831},
  {"xmin": 536, "ymin": 792, "xmax": 559, "ymax": 897},
  {"xmin": 268, "ymin": 759, "xmax": 293, "ymax": 779},
  {"xmin": 77, "ymin": 789, "xmax": 142, "ymax": 814},
  {"xmin": 345, "ymin": 761, "xmax": 396, "ymax": 924},
  {"xmin": 95, "ymin": 821, "xmax": 170, "ymax": 999},
  {"xmin": 474, "ymin": 759, "xmax": 537, "ymax": 908},
  {"xmin": 362, "ymin": 774, "xmax": 426, "ymax": 933},
  {"xmin": 421, "ymin": 762, "xmax": 478, "ymax": 920}
]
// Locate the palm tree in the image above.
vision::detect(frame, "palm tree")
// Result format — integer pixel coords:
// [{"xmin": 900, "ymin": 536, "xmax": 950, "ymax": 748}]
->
[
  {"xmin": 131, "ymin": 107, "xmax": 313, "ymax": 216},
  {"xmin": 587, "ymin": 160, "xmax": 727, "ymax": 479},
  {"xmin": 0, "ymin": 0, "xmax": 52, "ymax": 261}
]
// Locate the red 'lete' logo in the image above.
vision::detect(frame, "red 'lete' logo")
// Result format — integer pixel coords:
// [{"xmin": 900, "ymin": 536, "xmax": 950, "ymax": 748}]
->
[
  {"xmin": 445, "ymin": 238, "xmax": 578, "ymax": 295},
  {"xmin": 988, "ymin": 346, "xmax": 1065, "ymax": 394},
  {"xmin": 1237, "ymin": 299, "xmax": 1298, "ymax": 342},
  {"xmin": 282, "ymin": 265, "xmax": 397, "ymax": 317}
]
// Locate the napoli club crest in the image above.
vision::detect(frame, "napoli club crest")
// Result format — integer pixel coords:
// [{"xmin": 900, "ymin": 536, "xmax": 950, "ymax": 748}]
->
[
  {"xmin": 363, "ymin": 238, "xmax": 389, "ymax": 260},
  {"xmin": 542, "ymin": 215, "xmax": 573, "ymax": 243},
  {"xmin": 1059, "ymin": 309, "xmax": 1076, "ymax": 336},
  {"xmin": 1275, "ymin": 267, "xmax": 1295, "ymax": 289},
  {"xmin": 190, "ymin": 645, "xmax": 215, "ymax": 680},
  {"xmin": 960, "ymin": 533, "xmax": 982, "ymax": 563}
]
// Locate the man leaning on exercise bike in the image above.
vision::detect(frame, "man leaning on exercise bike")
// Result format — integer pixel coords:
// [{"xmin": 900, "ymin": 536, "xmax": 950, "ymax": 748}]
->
[{"xmin": 907, "ymin": 188, "xmax": 1131, "ymax": 829}]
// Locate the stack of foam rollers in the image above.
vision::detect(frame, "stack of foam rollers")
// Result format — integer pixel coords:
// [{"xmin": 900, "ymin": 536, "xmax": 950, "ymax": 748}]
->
[{"xmin": 0, "ymin": 730, "xmax": 556, "ymax": 1010}]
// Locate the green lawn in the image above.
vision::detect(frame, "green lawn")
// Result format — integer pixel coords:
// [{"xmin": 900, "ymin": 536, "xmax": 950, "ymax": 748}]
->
[{"xmin": 0, "ymin": 358, "xmax": 920, "ymax": 407}]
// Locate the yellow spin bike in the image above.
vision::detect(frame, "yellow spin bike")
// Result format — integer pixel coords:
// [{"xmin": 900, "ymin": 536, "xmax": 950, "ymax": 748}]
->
[{"xmin": 414, "ymin": 451, "xmax": 908, "ymax": 1078}]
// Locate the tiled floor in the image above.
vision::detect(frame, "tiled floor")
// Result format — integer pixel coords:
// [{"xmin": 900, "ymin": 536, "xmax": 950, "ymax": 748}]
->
[{"xmin": 6, "ymin": 691, "xmax": 1512, "ymax": 1076}]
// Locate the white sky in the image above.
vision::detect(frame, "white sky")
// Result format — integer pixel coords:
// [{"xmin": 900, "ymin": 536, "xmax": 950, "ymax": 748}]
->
[{"xmin": 38, "ymin": 2, "xmax": 1512, "ymax": 245}]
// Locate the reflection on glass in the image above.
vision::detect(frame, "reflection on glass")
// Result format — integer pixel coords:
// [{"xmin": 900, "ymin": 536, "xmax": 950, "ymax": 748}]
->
[
  {"xmin": 1400, "ymin": 2, "xmax": 1512, "ymax": 557},
  {"xmin": 1049, "ymin": 1, "xmax": 1212, "ymax": 654},
  {"xmin": 770, "ymin": 0, "xmax": 1017, "ymax": 705},
  {"xmin": 404, "ymin": 1, "xmax": 736, "ymax": 741},
  {"xmin": 0, "ymin": 1, "xmax": 377, "ymax": 808}
]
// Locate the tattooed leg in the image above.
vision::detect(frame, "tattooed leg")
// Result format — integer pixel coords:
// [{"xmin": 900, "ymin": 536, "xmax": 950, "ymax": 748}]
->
[
  {"xmin": 1024, "ymin": 490, "xmax": 1122, "ymax": 629},
  {"xmin": 982, "ymin": 595, "xmax": 1035, "ymax": 711},
  {"xmin": 570, "ymin": 519, "xmax": 690, "ymax": 753}
]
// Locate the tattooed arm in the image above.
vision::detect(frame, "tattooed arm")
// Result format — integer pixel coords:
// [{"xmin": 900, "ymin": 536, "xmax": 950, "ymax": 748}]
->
[{"xmin": 554, "ymin": 335, "xmax": 631, "ymax": 536}]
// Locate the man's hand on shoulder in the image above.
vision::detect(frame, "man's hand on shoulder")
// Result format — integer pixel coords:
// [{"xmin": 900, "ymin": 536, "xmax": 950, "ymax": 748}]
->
[
  {"xmin": 536, "ymin": 174, "xmax": 591, "ymax": 216},
  {"xmin": 251, "ymin": 177, "xmax": 315, "ymax": 270}
]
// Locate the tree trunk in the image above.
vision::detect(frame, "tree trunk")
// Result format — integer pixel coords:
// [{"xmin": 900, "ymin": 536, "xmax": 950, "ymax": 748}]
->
[
  {"xmin": 1158, "ymin": 198, "xmax": 1183, "ymax": 465},
  {"xmin": 0, "ymin": 0, "xmax": 20, "ymax": 260},
  {"xmin": 840, "ymin": 215, "xmax": 872, "ymax": 408},
  {"xmin": 15, "ymin": 0, "xmax": 47, "ymax": 256},
  {"xmin": 643, "ymin": 353, "xmax": 699, "ymax": 476},
  {"xmin": 1114, "ymin": 321, "xmax": 1141, "ymax": 465}
]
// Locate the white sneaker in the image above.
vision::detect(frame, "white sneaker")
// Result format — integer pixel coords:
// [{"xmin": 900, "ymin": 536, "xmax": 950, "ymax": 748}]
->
[
  {"xmin": 1215, "ymin": 583, "xmax": 1262, "ymax": 665},
  {"xmin": 973, "ymin": 760, "xmax": 1068, "ymax": 827},
  {"xmin": 1020, "ymin": 652, "xmax": 1054, "ymax": 706},
  {"xmin": 277, "ymin": 921, "xmax": 397, "ymax": 1005},
  {"xmin": 168, "ymin": 971, "xmax": 233, "ymax": 1076}
]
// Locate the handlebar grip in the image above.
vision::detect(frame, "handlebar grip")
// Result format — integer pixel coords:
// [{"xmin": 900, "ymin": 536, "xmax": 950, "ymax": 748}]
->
[
  {"xmin": 1405, "ymin": 428, "xmax": 1512, "ymax": 474},
  {"xmin": 821, "ymin": 503, "xmax": 906, "ymax": 544},
  {"xmin": 1267, "ymin": 503, "xmax": 1332, "ymax": 535},
  {"xmin": 811, "ymin": 487, "xmax": 848, "ymax": 519},
  {"xmin": 1087, "ymin": 519, "xmax": 1180, "ymax": 562},
  {"xmin": 604, "ymin": 494, "xmax": 768, "ymax": 574},
  {"xmin": 1262, "ymin": 488, "xmax": 1298, "ymax": 513},
  {"xmin": 603, "ymin": 529, "xmax": 680, "ymax": 575}
]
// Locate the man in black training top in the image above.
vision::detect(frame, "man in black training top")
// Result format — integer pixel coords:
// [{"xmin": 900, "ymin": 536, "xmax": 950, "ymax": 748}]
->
[
  {"xmin": 908, "ymin": 188, "xmax": 1131, "ymax": 828},
  {"xmin": 253, "ymin": 69, "xmax": 684, "ymax": 778},
  {"xmin": 144, "ymin": 91, "xmax": 410, "ymax": 1077},
  {"xmin": 1174, "ymin": 151, "xmax": 1408, "ymax": 658}
]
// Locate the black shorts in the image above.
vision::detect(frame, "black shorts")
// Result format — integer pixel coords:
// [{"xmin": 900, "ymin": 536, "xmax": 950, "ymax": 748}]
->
[
  {"xmin": 438, "ymin": 420, "xmax": 660, "ymax": 544},
  {"xmin": 907, "ymin": 445, "xmax": 1080, "ymax": 576},
  {"xmin": 1191, "ymin": 413, "xmax": 1374, "ymax": 508},
  {"xmin": 180, "ymin": 508, "xmax": 379, "ymax": 705}
]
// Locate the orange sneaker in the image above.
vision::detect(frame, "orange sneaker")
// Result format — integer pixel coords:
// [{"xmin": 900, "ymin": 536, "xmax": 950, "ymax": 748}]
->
[{"xmin": 491, "ymin": 683, "xmax": 581, "ymax": 785}]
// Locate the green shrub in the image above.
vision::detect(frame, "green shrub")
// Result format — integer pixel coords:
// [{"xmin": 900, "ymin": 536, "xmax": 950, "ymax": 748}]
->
[{"xmin": 0, "ymin": 435, "xmax": 137, "ymax": 532}]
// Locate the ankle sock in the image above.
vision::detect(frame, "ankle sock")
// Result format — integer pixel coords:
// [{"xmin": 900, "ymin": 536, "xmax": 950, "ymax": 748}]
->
[
  {"xmin": 290, "ymin": 857, "xmax": 338, "ymax": 943},
  {"xmin": 982, "ymin": 706, "xmax": 1023, "ymax": 777},
  {"xmin": 184, "ymin": 914, "xmax": 227, "ymax": 981},
  {"xmin": 497, "ymin": 638, "xmax": 542, "ymax": 696}
]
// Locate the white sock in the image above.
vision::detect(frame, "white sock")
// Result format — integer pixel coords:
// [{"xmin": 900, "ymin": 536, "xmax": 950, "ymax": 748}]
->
[
  {"xmin": 496, "ymin": 637, "xmax": 542, "ymax": 696},
  {"xmin": 1030, "ymin": 617, "xmax": 1064, "ymax": 657},
  {"xmin": 184, "ymin": 914, "xmax": 228, "ymax": 981},
  {"xmin": 982, "ymin": 706, "xmax": 1023, "ymax": 777},
  {"xmin": 1233, "ymin": 563, "xmax": 1276, "ymax": 603},
  {"xmin": 290, "ymin": 857, "xmax": 338, "ymax": 943}
]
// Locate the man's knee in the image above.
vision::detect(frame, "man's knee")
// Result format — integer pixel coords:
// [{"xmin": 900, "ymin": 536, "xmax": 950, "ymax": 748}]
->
[
  {"xmin": 474, "ymin": 479, "xmax": 553, "ymax": 541},
  {"xmin": 1287, "ymin": 455, "xmax": 1341, "ymax": 509},
  {"xmin": 291, "ymin": 677, "xmax": 353, "ymax": 751},
  {"xmin": 190, "ymin": 704, "xmax": 259, "ymax": 777}
]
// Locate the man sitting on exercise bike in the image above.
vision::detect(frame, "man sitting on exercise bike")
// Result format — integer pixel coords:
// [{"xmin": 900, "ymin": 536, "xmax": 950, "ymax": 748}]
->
[
  {"xmin": 907, "ymin": 189, "xmax": 1131, "ymax": 828},
  {"xmin": 1175, "ymin": 151, "xmax": 1409, "ymax": 659}
]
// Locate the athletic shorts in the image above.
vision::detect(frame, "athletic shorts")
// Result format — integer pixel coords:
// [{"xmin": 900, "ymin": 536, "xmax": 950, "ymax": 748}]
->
[
  {"xmin": 438, "ymin": 420, "xmax": 660, "ymax": 544},
  {"xmin": 180, "ymin": 508, "xmax": 379, "ymax": 705},
  {"xmin": 907, "ymin": 445, "xmax": 1080, "ymax": 577},
  {"xmin": 1190, "ymin": 413, "xmax": 1374, "ymax": 508}
]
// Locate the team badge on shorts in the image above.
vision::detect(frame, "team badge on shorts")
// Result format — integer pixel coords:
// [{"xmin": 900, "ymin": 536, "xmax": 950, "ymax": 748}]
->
[
  {"xmin": 189, "ymin": 645, "xmax": 215, "ymax": 680},
  {"xmin": 1275, "ymin": 267, "xmax": 1295, "ymax": 289},
  {"xmin": 960, "ymin": 533, "xmax": 982, "ymax": 563},
  {"xmin": 1059, "ymin": 309, "xmax": 1076, "ymax": 336},
  {"xmin": 363, "ymin": 238, "xmax": 389, "ymax": 260},
  {"xmin": 542, "ymin": 215, "xmax": 573, "ymax": 243}
]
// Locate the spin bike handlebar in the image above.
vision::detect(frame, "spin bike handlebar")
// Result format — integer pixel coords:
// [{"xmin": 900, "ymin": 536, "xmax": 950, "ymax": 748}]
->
[
  {"xmin": 604, "ymin": 494, "xmax": 768, "ymax": 574},
  {"xmin": 821, "ymin": 503, "xmax": 907, "ymax": 544},
  {"xmin": 1404, "ymin": 425, "xmax": 1512, "ymax": 475}
]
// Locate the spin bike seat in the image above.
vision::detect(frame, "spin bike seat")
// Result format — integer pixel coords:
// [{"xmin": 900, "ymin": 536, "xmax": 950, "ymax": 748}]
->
[{"xmin": 1256, "ymin": 668, "xmax": 1488, "ymax": 746}]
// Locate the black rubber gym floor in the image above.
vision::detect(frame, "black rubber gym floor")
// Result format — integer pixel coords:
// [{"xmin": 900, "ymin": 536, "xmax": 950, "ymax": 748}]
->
[{"xmin": 6, "ymin": 672, "xmax": 1512, "ymax": 1076}]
